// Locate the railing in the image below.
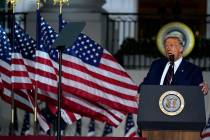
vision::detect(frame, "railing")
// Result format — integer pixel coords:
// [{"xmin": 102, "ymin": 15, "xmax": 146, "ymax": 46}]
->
[
  {"xmin": 105, "ymin": 13, "xmax": 210, "ymax": 70},
  {"xmin": 0, "ymin": 12, "xmax": 27, "ymax": 31}
]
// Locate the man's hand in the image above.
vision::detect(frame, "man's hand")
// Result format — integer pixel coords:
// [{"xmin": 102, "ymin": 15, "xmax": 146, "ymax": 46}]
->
[{"xmin": 199, "ymin": 82, "xmax": 209, "ymax": 95}]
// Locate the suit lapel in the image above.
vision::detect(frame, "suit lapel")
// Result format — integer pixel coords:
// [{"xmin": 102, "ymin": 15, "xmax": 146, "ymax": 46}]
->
[
  {"xmin": 159, "ymin": 59, "xmax": 168, "ymax": 75},
  {"xmin": 172, "ymin": 60, "xmax": 186, "ymax": 84},
  {"xmin": 157, "ymin": 58, "xmax": 168, "ymax": 83}
]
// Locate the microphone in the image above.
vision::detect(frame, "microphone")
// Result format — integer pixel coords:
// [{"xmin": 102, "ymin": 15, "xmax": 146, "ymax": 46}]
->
[{"xmin": 169, "ymin": 55, "xmax": 174, "ymax": 64}]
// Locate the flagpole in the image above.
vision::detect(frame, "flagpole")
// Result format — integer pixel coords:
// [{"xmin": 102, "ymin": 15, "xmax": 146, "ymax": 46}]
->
[
  {"xmin": 8, "ymin": 0, "xmax": 16, "ymax": 136},
  {"xmin": 53, "ymin": 1, "xmax": 69, "ymax": 139},
  {"xmin": 54, "ymin": 0, "xmax": 69, "ymax": 32},
  {"xmin": 57, "ymin": 1, "xmax": 64, "ymax": 140},
  {"xmin": 57, "ymin": 1, "xmax": 62, "ymax": 140},
  {"xmin": 34, "ymin": 0, "xmax": 41, "ymax": 136},
  {"xmin": 59, "ymin": 2, "xmax": 62, "ymax": 33}
]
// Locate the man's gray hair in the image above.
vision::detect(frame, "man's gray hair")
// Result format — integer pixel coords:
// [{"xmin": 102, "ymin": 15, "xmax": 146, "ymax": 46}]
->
[{"xmin": 164, "ymin": 31, "xmax": 184, "ymax": 46}]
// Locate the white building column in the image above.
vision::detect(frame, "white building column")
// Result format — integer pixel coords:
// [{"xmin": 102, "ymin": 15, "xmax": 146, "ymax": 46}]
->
[{"xmin": 103, "ymin": 0, "xmax": 138, "ymax": 13}]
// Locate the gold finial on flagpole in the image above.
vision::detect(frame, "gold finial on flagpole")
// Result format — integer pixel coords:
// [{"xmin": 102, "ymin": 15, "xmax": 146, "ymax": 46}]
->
[
  {"xmin": 53, "ymin": 0, "xmax": 69, "ymax": 5},
  {"xmin": 37, "ymin": 0, "xmax": 41, "ymax": 10},
  {"xmin": 7, "ymin": 0, "xmax": 16, "ymax": 13},
  {"xmin": 53, "ymin": 0, "xmax": 69, "ymax": 14},
  {"xmin": 7, "ymin": 0, "xmax": 16, "ymax": 5}
]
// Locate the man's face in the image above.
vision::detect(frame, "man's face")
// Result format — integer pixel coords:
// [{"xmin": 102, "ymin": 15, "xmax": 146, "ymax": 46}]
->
[{"xmin": 164, "ymin": 37, "xmax": 183, "ymax": 61}]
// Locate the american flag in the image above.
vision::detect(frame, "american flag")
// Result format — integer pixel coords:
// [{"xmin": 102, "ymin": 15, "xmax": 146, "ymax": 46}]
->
[
  {"xmin": 37, "ymin": 15, "xmax": 128, "ymax": 126},
  {"xmin": 12, "ymin": 24, "xmax": 34, "ymax": 90},
  {"xmin": 60, "ymin": 19, "xmax": 138, "ymax": 125},
  {"xmin": 0, "ymin": 25, "xmax": 30, "ymax": 110},
  {"xmin": 21, "ymin": 111, "xmax": 31, "ymax": 135},
  {"xmin": 0, "ymin": 25, "xmax": 12, "ymax": 91},
  {"xmin": 13, "ymin": 21, "xmax": 81, "ymax": 125},
  {"xmin": 201, "ymin": 117, "xmax": 210, "ymax": 140},
  {"xmin": 87, "ymin": 118, "xmax": 95, "ymax": 136},
  {"xmin": 124, "ymin": 113, "xmax": 137, "ymax": 137},
  {"xmin": 35, "ymin": 11, "xmax": 81, "ymax": 124},
  {"xmin": 59, "ymin": 33, "xmax": 136, "ymax": 125},
  {"xmin": 59, "ymin": 33, "xmax": 138, "ymax": 113},
  {"xmin": 0, "ymin": 25, "xmax": 49, "ymax": 132},
  {"xmin": 102, "ymin": 123, "xmax": 113, "ymax": 137},
  {"xmin": 60, "ymin": 19, "xmax": 138, "ymax": 114},
  {"xmin": 60, "ymin": 19, "xmax": 128, "ymax": 126},
  {"xmin": 13, "ymin": 22, "xmax": 55, "ymax": 98}
]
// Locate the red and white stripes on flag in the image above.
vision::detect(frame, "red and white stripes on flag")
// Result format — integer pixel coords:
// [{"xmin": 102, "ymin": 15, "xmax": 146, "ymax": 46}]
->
[
  {"xmin": 0, "ymin": 25, "xmax": 50, "ymax": 132},
  {"xmin": 47, "ymin": 103, "xmax": 81, "ymax": 124},
  {"xmin": 60, "ymin": 49, "xmax": 138, "ymax": 113},
  {"xmin": 35, "ymin": 16, "xmax": 138, "ymax": 126},
  {"xmin": 57, "ymin": 19, "xmax": 138, "ymax": 114},
  {"xmin": 0, "ymin": 59, "xmax": 49, "ymax": 132},
  {"xmin": 0, "ymin": 74, "xmax": 3, "ymax": 90},
  {"xmin": 35, "ymin": 16, "xmax": 122, "ymax": 126},
  {"xmin": 124, "ymin": 113, "xmax": 137, "ymax": 137},
  {"xmin": 13, "ymin": 23, "xmax": 81, "ymax": 125},
  {"xmin": 12, "ymin": 49, "xmax": 34, "ymax": 90}
]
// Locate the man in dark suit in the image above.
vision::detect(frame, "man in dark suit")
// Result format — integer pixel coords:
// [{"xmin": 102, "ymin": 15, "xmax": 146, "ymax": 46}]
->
[
  {"xmin": 139, "ymin": 31, "xmax": 208, "ymax": 140},
  {"xmin": 141, "ymin": 31, "xmax": 208, "ymax": 94}
]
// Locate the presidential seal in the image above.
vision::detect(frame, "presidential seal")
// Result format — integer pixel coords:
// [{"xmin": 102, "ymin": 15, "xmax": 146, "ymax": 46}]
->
[
  {"xmin": 156, "ymin": 22, "xmax": 195, "ymax": 57},
  {"xmin": 159, "ymin": 90, "xmax": 185, "ymax": 116}
]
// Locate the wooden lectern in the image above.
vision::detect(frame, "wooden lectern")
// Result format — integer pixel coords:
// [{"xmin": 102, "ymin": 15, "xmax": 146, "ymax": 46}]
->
[{"xmin": 137, "ymin": 85, "xmax": 206, "ymax": 140}]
